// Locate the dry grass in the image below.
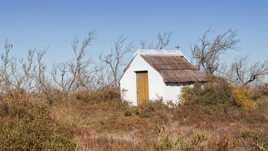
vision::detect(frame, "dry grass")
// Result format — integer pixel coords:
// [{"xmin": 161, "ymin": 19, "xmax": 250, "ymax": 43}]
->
[
  {"xmin": 1, "ymin": 86, "xmax": 268, "ymax": 151},
  {"xmin": 47, "ymin": 88, "xmax": 268, "ymax": 151}
]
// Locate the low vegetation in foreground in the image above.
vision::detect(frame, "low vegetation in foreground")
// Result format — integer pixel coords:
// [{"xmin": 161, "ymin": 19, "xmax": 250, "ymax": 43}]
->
[{"xmin": 0, "ymin": 79, "xmax": 268, "ymax": 151}]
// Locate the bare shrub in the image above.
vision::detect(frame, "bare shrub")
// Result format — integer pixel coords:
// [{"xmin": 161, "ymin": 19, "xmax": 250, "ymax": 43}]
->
[
  {"xmin": 100, "ymin": 36, "xmax": 132, "ymax": 87},
  {"xmin": 140, "ymin": 32, "xmax": 174, "ymax": 50},
  {"xmin": 0, "ymin": 41, "xmax": 16, "ymax": 93},
  {"xmin": 52, "ymin": 32, "xmax": 96, "ymax": 91},
  {"xmin": 192, "ymin": 29, "xmax": 238, "ymax": 75},
  {"xmin": 227, "ymin": 57, "xmax": 268, "ymax": 86},
  {"xmin": 0, "ymin": 41, "xmax": 50, "ymax": 94}
]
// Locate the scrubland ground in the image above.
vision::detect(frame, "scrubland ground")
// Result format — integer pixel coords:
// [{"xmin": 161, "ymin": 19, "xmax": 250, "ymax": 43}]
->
[
  {"xmin": 0, "ymin": 85, "xmax": 268, "ymax": 151},
  {"xmin": 51, "ymin": 95, "xmax": 268, "ymax": 151}
]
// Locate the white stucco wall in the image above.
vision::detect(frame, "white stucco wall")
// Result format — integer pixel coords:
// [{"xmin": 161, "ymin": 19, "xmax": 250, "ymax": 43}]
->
[
  {"xmin": 163, "ymin": 85, "xmax": 182, "ymax": 104},
  {"xmin": 120, "ymin": 55, "xmax": 166, "ymax": 105},
  {"xmin": 120, "ymin": 54, "xmax": 186, "ymax": 105}
]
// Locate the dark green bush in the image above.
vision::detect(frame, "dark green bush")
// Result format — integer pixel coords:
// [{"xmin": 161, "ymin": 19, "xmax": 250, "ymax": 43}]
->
[
  {"xmin": 181, "ymin": 76, "xmax": 234, "ymax": 106},
  {"xmin": 0, "ymin": 99, "xmax": 75, "ymax": 151}
]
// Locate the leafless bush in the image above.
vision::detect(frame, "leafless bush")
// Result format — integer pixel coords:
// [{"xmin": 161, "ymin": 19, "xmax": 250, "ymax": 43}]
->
[
  {"xmin": 0, "ymin": 30, "xmax": 266, "ymax": 97},
  {"xmin": 52, "ymin": 32, "xmax": 97, "ymax": 91},
  {"xmin": 227, "ymin": 57, "xmax": 268, "ymax": 85},
  {"xmin": 34, "ymin": 51, "xmax": 50, "ymax": 93},
  {"xmin": 0, "ymin": 32, "xmax": 118, "ymax": 96},
  {"xmin": 100, "ymin": 36, "xmax": 133, "ymax": 87},
  {"xmin": 0, "ymin": 41, "xmax": 15, "ymax": 93},
  {"xmin": 140, "ymin": 32, "xmax": 178, "ymax": 50},
  {"xmin": 192, "ymin": 29, "xmax": 239, "ymax": 75},
  {"xmin": 0, "ymin": 41, "xmax": 49, "ymax": 94}
]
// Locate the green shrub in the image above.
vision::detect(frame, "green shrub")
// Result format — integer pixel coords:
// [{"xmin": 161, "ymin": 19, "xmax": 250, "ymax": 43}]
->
[
  {"xmin": 0, "ymin": 99, "xmax": 75, "ymax": 151},
  {"xmin": 181, "ymin": 77, "xmax": 233, "ymax": 106},
  {"xmin": 180, "ymin": 86, "xmax": 194, "ymax": 104},
  {"xmin": 180, "ymin": 76, "xmax": 263, "ymax": 113}
]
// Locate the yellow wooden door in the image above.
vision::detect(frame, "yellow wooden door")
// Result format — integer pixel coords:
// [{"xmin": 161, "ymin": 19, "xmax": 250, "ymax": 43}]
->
[{"xmin": 136, "ymin": 71, "xmax": 149, "ymax": 106}]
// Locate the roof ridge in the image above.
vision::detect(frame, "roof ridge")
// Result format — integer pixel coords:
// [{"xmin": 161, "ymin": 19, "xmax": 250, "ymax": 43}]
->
[
  {"xmin": 136, "ymin": 49, "xmax": 184, "ymax": 56},
  {"xmin": 141, "ymin": 53, "xmax": 183, "ymax": 56}
]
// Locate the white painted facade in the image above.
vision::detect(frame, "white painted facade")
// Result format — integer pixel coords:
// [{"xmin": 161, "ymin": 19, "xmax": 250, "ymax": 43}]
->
[{"xmin": 120, "ymin": 51, "xmax": 184, "ymax": 106}]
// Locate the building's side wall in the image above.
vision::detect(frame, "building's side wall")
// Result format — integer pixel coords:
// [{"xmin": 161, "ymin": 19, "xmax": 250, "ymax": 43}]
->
[
  {"xmin": 120, "ymin": 55, "xmax": 166, "ymax": 105},
  {"xmin": 163, "ymin": 85, "xmax": 183, "ymax": 104}
]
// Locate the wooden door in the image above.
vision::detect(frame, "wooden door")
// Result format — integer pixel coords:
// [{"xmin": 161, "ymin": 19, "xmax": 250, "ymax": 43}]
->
[{"xmin": 136, "ymin": 71, "xmax": 149, "ymax": 105}]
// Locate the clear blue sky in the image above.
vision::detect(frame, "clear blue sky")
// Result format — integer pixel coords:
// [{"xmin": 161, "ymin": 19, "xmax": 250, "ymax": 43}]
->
[{"xmin": 0, "ymin": 0, "xmax": 267, "ymax": 64}]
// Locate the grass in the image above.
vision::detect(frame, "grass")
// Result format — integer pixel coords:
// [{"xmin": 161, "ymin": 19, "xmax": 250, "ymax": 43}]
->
[
  {"xmin": 49, "ymin": 92, "xmax": 268, "ymax": 151},
  {"xmin": 0, "ymin": 86, "xmax": 268, "ymax": 151}
]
